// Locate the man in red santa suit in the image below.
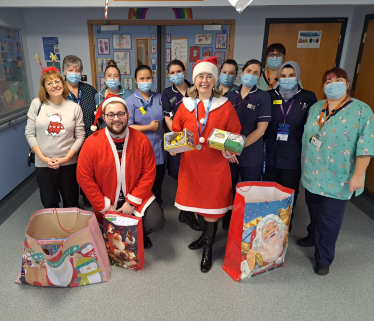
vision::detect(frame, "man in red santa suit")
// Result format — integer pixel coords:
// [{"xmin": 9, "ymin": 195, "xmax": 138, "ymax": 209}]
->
[
  {"xmin": 171, "ymin": 56, "xmax": 241, "ymax": 272},
  {"xmin": 241, "ymin": 214, "xmax": 288, "ymax": 279},
  {"xmin": 77, "ymin": 94, "xmax": 165, "ymax": 249}
]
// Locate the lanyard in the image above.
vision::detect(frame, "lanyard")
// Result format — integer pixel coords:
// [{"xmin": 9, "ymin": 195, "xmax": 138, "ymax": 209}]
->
[
  {"xmin": 69, "ymin": 89, "xmax": 81, "ymax": 106},
  {"xmin": 267, "ymin": 69, "xmax": 278, "ymax": 90},
  {"xmin": 172, "ymin": 93, "xmax": 184, "ymax": 108},
  {"xmin": 140, "ymin": 95, "xmax": 153, "ymax": 109},
  {"xmin": 279, "ymin": 99, "xmax": 295, "ymax": 125},
  {"xmin": 318, "ymin": 98, "xmax": 350, "ymax": 130},
  {"xmin": 194, "ymin": 96, "xmax": 213, "ymax": 139}
]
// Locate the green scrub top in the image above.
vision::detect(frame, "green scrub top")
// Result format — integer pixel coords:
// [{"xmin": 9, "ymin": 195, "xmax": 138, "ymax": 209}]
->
[
  {"xmin": 301, "ymin": 98, "xmax": 374, "ymax": 200},
  {"xmin": 257, "ymin": 67, "xmax": 302, "ymax": 91}
]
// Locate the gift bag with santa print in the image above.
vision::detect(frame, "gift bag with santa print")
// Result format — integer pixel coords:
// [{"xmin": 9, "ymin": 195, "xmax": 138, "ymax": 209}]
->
[
  {"xmin": 15, "ymin": 208, "xmax": 111, "ymax": 288},
  {"xmin": 222, "ymin": 182, "xmax": 294, "ymax": 282},
  {"xmin": 102, "ymin": 212, "xmax": 144, "ymax": 271}
]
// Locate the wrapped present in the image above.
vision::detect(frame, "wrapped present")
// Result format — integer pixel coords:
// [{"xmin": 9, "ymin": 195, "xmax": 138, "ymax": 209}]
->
[
  {"xmin": 208, "ymin": 128, "xmax": 245, "ymax": 155},
  {"xmin": 164, "ymin": 128, "xmax": 194, "ymax": 153}
]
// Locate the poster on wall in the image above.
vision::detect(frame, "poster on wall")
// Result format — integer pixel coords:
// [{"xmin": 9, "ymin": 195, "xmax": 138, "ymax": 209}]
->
[
  {"xmin": 123, "ymin": 78, "xmax": 133, "ymax": 90},
  {"xmin": 172, "ymin": 37, "xmax": 188, "ymax": 64},
  {"xmin": 215, "ymin": 34, "xmax": 227, "ymax": 49},
  {"xmin": 151, "ymin": 34, "xmax": 157, "ymax": 40},
  {"xmin": 214, "ymin": 52, "xmax": 225, "ymax": 67},
  {"xmin": 189, "ymin": 46, "xmax": 200, "ymax": 62},
  {"xmin": 97, "ymin": 38, "xmax": 110, "ymax": 55},
  {"xmin": 151, "ymin": 45, "xmax": 157, "ymax": 54},
  {"xmin": 166, "ymin": 48, "xmax": 171, "ymax": 63},
  {"xmin": 97, "ymin": 58, "xmax": 112, "ymax": 73},
  {"xmin": 42, "ymin": 37, "xmax": 60, "ymax": 61},
  {"xmin": 166, "ymin": 34, "xmax": 171, "ymax": 43},
  {"xmin": 297, "ymin": 31, "xmax": 322, "ymax": 48},
  {"xmin": 113, "ymin": 51, "xmax": 131, "ymax": 75},
  {"xmin": 113, "ymin": 34, "xmax": 132, "ymax": 50},
  {"xmin": 202, "ymin": 47, "xmax": 213, "ymax": 59},
  {"xmin": 195, "ymin": 34, "xmax": 212, "ymax": 45}
]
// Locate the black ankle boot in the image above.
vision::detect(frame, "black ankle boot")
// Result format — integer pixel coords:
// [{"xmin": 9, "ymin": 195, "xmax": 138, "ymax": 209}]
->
[
  {"xmin": 189, "ymin": 221, "xmax": 206, "ymax": 250},
  {"xmin": 179, "ymin": 211, "xmax": 202, "ymax": 231},
  {"xmin": 197, "ymin": 214, "xmax": 205, "ymax": 230},
  {"xmin": 201, "ymin": 221, "xmax": 218, "ymax": 273}
]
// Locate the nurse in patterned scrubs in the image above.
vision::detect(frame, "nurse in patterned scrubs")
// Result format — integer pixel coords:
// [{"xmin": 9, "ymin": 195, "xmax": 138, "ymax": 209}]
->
[{"xmin": 299, "ymin": 68, "xmax": 374, "ymax": 276}]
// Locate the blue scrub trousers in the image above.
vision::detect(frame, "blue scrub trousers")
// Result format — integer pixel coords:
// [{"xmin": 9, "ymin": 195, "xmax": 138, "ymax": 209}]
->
[{"xmin": 305, "ymin": 189, "xmax": 348, "ymax": 266}]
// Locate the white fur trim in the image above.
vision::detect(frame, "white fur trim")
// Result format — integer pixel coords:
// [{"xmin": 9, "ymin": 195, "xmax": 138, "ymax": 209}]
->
[
  {"xmin": 102, "ymin": 96, "xmax": 127, "ymax": 113},
  {"xmin": 133, "ymin": 195, "xmax": 156, "ymax": 217},
  {"xmin": 193, "ymin": 61, "xmax": 218, "ymax": 84},
  {"xmin": 126, "ymin": 193, "xmax": 142, "ymax": 205},
  {"xmin": 91, "ymin": 125, "xmax": 97, "ymax": 132},
  {"xmin": 175, "ymin": 202, "xmax": 232, "ymax": 215},
  {"xmin": 99, "ymin": 196, "xmax": 111, "ymax": 214},
  {"xmin": 182, "ymin": 96, "xmax": 228, "ymax": 112}
]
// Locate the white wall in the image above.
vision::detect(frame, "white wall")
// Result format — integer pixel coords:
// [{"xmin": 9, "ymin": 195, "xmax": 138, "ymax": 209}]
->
[
  {"xmin": 0, "ymin": 8, "xmax": 35, "ymax": 200},
  {"xmin": 23, "ymin": 5, "xmax": 374, "ymax": 98}
]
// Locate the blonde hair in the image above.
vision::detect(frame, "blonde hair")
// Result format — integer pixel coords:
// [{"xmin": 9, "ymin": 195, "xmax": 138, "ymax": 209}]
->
[
  {"xmin": 187, "ymin": 85, "xmax": 223, "ymax": 99},
  {"xmin": 38, "ymin": 71, "xmax": 69, "ymax": 103}
]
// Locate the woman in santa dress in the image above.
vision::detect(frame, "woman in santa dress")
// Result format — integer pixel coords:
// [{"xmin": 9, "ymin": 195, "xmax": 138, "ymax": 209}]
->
[{"xmin": 171, "ymin": 56, "xmax": 241, "ymax": 273}]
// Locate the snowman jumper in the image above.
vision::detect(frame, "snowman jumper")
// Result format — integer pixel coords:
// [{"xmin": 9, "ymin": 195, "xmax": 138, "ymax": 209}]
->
[{"xmin": 172, "ymin": 96, "xmax": 241, "ymax": 218}]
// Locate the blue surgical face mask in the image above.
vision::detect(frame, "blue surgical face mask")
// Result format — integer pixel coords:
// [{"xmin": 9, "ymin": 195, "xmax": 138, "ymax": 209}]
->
[
  {"xmin": 219, "ymin": 73, "xmax": 235, "ymax": 87},
  {"xmin": 324, "ymin": 82, "xmax": 347, "ymax": 100},
  {"xmin": 170, "ymin": 73, "xmax": 185, "ymax": 86},
  {"xmin": 66, "ymin": 72, "xmax": 81, "ymax": 85},
  {"xmin": 279, "ymin": 77, "xmax": 297, "ymax": 91},
  {"xmin": 267, "ymin": 57, "xmax": 283, "ymax": 70},
  {"xmin": 241, "ymin": 73, "xmax": 259, "ymax": 88},
  {"xmin": 137, "ymin": 81, "xmax": 152, "ymax": 93},
  {"xmin": 106, "ymin": 79, "xmax": 120, "ymax": 90}
]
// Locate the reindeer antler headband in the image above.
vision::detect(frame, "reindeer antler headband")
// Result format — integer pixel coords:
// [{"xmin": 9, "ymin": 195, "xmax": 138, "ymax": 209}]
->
[{"xmin": 35, "ymin": 53, "xmax": 59, "ymax": 74}]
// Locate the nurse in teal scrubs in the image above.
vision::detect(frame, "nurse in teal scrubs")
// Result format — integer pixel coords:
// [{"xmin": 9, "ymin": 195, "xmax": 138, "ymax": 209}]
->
[{"xmin": 299, "ymin": 67, "xmax": 374, "ymax": 276}]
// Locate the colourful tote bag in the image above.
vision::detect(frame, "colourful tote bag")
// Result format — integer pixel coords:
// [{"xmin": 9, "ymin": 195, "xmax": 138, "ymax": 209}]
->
[
  {"xmin": 223, "ymin": 182, "xmax": 294, "ymax": 282},
  {"xmin": 102, "ymin": 212, "xmax": 144, "ymax": 271},
  {"xmin": 16, "ymin": 208, "xmax": 111, "ymax": 288}
]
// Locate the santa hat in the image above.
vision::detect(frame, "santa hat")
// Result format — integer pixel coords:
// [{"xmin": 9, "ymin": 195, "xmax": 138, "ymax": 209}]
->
[
  {"xmin": 55, "ymin": 114, "xmax": 62, "ymax": 122},
  {"xmin": 192, "ymin": 56, "xmax": 219, "ymax": 84},
  {"xmin": 35, "ymin": 53, "xmax": 59, "ymax": 74},
  {"xmin": 91, "ymin": 94, "xmax": 127, "ymax": 132}
]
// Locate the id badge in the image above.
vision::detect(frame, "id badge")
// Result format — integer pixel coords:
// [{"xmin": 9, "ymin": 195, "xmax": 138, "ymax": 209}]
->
[
  {"xmin": 310, "ymin": 136, "xmax": 322, "ymax": 148},
  {"xmin": 139, "ymin": 107, "xmax": 146, "ymax": 115},
  {"xmin": 273, "ymin": 100, "xmax": 282, "ymax": 105},
  {"xmin": 276, "ymin": 123, "xmax": 290, "ymax": 141}
]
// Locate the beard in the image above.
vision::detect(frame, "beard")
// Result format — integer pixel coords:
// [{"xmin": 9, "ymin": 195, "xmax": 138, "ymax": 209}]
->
[
  {"xmin": 106, "ymin": 120, "xmax": 127, "ymax": 136},
  {"xmin": 257, "ymin": 229, "xmax": 285, "ymax": 263}
]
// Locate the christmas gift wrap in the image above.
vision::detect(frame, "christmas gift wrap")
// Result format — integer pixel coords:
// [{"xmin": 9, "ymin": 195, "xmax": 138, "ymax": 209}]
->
[
  {"xmin": 223, "ymin": 182, "xmax": 294, "ymax": 282},
  {"xmin": 164, "ymin": 128, "xmax": 195, "ymax": 153},
  {"xmin": 16, "ymin": 208, "xmax": 111, "ymax": 287},
  {"xmin": 208, "ymin": 128, "xmax": 245, "ymax": 155},
  {"xmin": 102, "ymin": 212, "xmax": 144, "ymax": 271}
]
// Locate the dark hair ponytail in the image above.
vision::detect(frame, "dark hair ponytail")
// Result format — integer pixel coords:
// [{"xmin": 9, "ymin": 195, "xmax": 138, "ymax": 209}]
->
[
  {"xmin": 135, "ymin": 65, "xmax": 152, "ymax": 79},
  {"xmin": 167, "ymin": 60, "xmax": 185, "ymax": 73},
  {"xmin": 242, "ymin": 59, "xmax": 263, "ymax": 75},
  {"xmin": 220, "ymin": 59, "xmax": 238, "ymax": 76}
]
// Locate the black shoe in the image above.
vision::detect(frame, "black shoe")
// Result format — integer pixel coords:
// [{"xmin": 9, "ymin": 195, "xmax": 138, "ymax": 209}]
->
[
  {"xmin": 314, "ymin": 262, "xmax": 329, "ymax": 275},
  {"xmin": 83, "ymin": 195, "xmax": 92, "ymax": 208},
  {"xmin": 179, "ymin": 211, "xmax": 202, "ymax": 231},
  {"xmin": 188, "ymin": 235, "xmax": 205, "ymax": 250},
  {"xmin": 200, "ymin": 221, "xmax": 218, "ymax": 273},
  {"xmin": 297, "ymin": 237, "xmax": 314, "ymax": 247},
  {"xmin": 143, "ymin": 236, "xmax": 153, "ymax": 249},
  {"xmin": 222, "ymin": 211, "xmax": 232, "ymax": 231}
]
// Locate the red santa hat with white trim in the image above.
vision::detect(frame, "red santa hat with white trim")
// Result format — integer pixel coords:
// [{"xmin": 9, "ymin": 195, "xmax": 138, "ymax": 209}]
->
[
  {"xmin": 91, "ymin": 94, "xmax": 127, "ymax": 132},
  {"xmin": 192, "ymin": 56, "xmax": 219, "ymax": 84}
]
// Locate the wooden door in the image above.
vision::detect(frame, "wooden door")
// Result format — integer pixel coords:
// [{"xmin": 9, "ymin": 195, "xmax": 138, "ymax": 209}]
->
[
  {"xmin": 266, "ymin": 21, "xmax": 345, "ymax": 100},
  {"xmin": 353, "ymin": 17, "xmax": 374, "ymax": 193}
]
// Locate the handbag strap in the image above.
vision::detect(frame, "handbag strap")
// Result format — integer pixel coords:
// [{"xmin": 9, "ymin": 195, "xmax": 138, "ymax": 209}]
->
[
  {"xmin": 37, "ymin": 102, "xmax": 43, "ymax": 116},
  {"xmin": 55, "ymin": 208, "xmax": 79, "ymax": 232}
]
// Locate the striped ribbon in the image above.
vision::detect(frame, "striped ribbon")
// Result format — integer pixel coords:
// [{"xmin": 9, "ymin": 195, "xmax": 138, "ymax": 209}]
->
[{"xmin": 105, "ymin": 0, "xmax": 109, "ymax": 19}]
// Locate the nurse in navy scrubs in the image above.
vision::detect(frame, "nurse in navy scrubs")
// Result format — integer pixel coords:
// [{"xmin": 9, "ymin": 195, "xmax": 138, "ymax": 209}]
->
[
  {"xmin": 161, "ymin": 60, "xmax": 202, "ymax": 231},
  {"xmin": 125, "ymin": 65, "xmax": 165, "ymax": 212},
  {"xmin": 263, "ymin": 61, "xmax": 317, "ymax": 228},
  {"xmin": 224, "ymin": 59, "xmax": 271, "ymax": 230},
  {"xmin": 215, "ymin": 59, "xmax": 239, "ymax": 96}
]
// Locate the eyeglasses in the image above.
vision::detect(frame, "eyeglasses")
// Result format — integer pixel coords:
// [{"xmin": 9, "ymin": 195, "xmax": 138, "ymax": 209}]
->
[
  {"xmin": 268, "ymin": 53, "xmax": 283, "ymax": 58},
  {"xmin": 105, "ymin": 112, "xmax": 127, "ymax": 120},
  {"xmin": 45, "ymin": 80, "xmax": 62, "ymax": 87}
]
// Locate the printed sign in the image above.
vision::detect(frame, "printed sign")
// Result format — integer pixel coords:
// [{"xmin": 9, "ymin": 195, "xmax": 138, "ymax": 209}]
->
[{"xmin": 297, "ymin": 31, "xmax": 322, "ymax": 48}]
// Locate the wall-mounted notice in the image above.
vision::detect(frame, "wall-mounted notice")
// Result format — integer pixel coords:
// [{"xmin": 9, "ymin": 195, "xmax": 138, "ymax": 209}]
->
[
  {"xmin": 297, "ymin": 31, "xmax": 322, "ymax": 48},
  {"xmin": 42, "ymin": 37, "xmax": 60, "ymax": 60},
  {"xmin": 113, "ymin": 51, "xmax": 131, "ymax": 75},
  {"xmin": 171, "ymin": 37, "xmax": 188, "ymax": 64}
]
